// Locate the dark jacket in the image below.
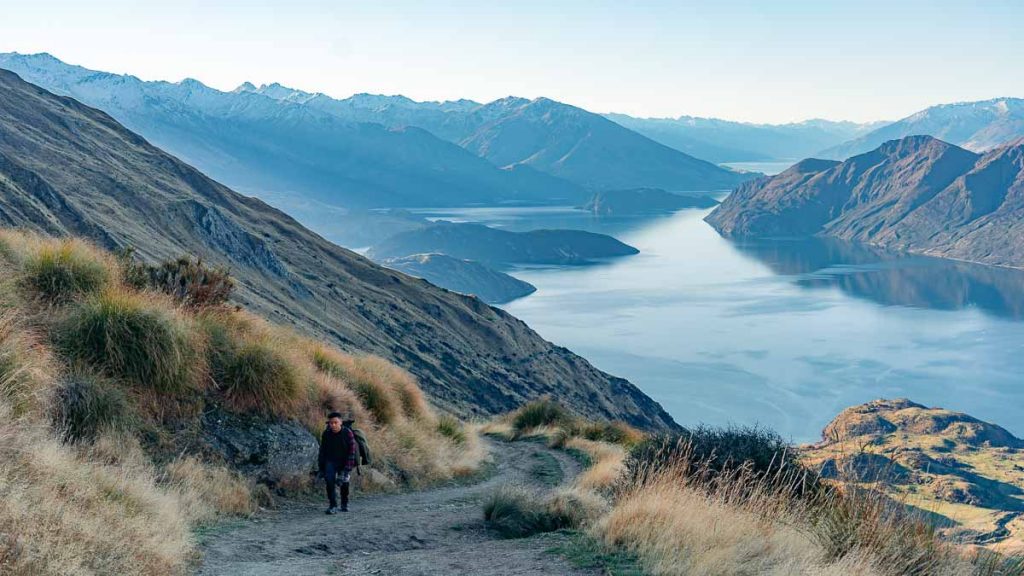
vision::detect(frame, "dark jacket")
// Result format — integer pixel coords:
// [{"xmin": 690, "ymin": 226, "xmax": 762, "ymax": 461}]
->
[{"xmin": 318, "ymin": 426, "xmax": 357, "ymax": 472}]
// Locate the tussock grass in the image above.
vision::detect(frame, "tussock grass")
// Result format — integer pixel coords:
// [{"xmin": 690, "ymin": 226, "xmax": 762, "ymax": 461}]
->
[
  {"xmin": 483, "ymin": 484, "xmax": 576, "ymax": 538},
  {"xmin": 0, "ymin": 312, "xmax": 55, "ymax": 418},
  {"xmin": 580, "ymin": 421, "xmax": 645, "ymax": 447},
  {"xmin": 437, "ymin": 414, "xmax": 468, "ymax": 444},
  {"xmin": 311, "ymin": 346, "xmax": 402, "ymax": 425},
  {"xmin": 0, "ymin": 229, "xmax": 493, "ymax": 574},
  {"xmin": 59, "ymin": 289, "xmax": 205, "ymax": 394},
  {"xmin": 566, "ymin": 437, "xmax": 627, "ymax": 492},
  {"xmin": 512, "ymin": 396, "xmax": 575, "ymax": 433},
  {"xmin": 53, "ymin": 369, "xmax": 134, "ymax": 442},
  {"xmin": 0, "ymin": 232, "xmax": 114, "ymax": 305}
]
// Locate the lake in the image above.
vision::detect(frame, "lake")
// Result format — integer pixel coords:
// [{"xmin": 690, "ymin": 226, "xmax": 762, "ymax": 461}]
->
[{"xmin": 414, "ymin": 205, "xmax": 1024, "ymax": 442}]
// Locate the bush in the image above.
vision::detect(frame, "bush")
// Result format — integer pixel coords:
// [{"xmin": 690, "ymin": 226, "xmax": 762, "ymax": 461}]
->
[
  {"xmin": 436, "ymin": 414, "xmax": 467, "ymax": 444},
  {"xmin": 511, "ymin": 397, "xmax": 575, "ymax": 433},
  {"xmin": 53, "ymin": 371, "xmax": 134, "ymax": 442},
  {"xmin": 121, "ymin": 253, "xmax": 234, "ymax": 308},
  {"xmin": 22, "ymin": 240, "xmax": 110, "ymax": 303},
  {"xmin": 220, "ymin": 339, "xmax": 301, "ymax": 416},
  {"xmin": 483, "ymin": 484, "xmax": 573, "ymax": 538},
  {"xmin": 626, "ymin": 425, "xmax": 818, "ymax": 496},
  {"xmin": 59, "ymin": 290, "xmax": 204, "ymax": 394}
]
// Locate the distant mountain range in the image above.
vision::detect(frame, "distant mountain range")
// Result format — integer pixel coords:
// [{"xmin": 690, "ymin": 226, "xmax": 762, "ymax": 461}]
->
[
  {"xmin": 706, "ymin": 135, "xmax": 1024, "ymax": 269},
  {"xmin": 0, "ymin": 53, "xmax": 749, "ymax": 220},
  {"xmin": 820, "ymin": 98, "xmax": 1024, "ymax": 160},
  {"xmin": 0, "ymin": 67, "xmax": 677, "ymax": 430},
  {"xmin": 604, "ymin": 114, "xmax": 885, "ymax": 163}
]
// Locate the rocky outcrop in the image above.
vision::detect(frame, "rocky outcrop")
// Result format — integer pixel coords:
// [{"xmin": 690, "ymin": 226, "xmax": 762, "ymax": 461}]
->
[
  {"xmin": 706, "ymin": 136, "xmax": 1024, "ymax": 269},
  {"xmin": 803, "ymin": 399, "xmax": 1024, "ymax": 546},
  {"xmin": 202, "ymin": 410, "xmax": 319, "ymax": 487}
]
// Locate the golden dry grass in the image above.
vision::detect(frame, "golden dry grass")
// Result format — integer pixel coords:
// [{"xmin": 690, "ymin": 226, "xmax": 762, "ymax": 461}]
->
[
  {"xmin": 565, "ymin": 437, "xmax": 627, "ymax": 492},
  {"xmin": 0, "ymin": 229, "xmax": 489, "ymax": 574}
]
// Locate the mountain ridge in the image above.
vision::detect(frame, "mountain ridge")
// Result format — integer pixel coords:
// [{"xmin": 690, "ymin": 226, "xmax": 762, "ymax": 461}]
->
[
  {"xmin": 706, "ymin": 135, "xmax": 1024, "ymax": 269},
  {"xmin": 0, "ymin": 67, "xmax": 677, "ymax": 430}
]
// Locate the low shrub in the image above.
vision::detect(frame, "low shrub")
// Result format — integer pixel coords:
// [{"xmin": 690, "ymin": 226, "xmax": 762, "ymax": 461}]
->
[
  {"xmin": 21, "ymin": 239, "xmax": 111, "ymax": 304},
  {"xmin": 511, "ymin": 396, "xmax": 575, "ymax": 433},
  {"xmin": 53, "ymin": 371, "xmax": 134, "ymax": 442},
  {"xmin": 122, "ymin": 253, "xmax": 234, "ymax": 308},
  {"xmin": 626, "ymin": 424, "xmax": 819, "ymax": 496},
  {"xmin": 162, "ymin": 457, "xmax": 254, "ymax": 523},
  {"xmin": 59, "ymin": 290, "xmax": 204, "ymax": 394}
]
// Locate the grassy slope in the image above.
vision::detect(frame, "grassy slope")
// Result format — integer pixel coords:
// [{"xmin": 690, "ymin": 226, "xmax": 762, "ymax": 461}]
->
[{"xmin": 0, "ymin": 230, "xmax": 485, "ymax": 575}]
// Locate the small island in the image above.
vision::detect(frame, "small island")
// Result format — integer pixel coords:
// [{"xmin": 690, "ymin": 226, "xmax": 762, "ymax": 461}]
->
[
  {"xmin": 367, "ymin": 221, "xmax": 639, "ymax": 266},
  {"xmin": 380, "ymin": 253, "xmax": 537, "ymax": 304},
  {"xmin": 581, "ymin": 187, "xmax": 719, "ymax": 215}
]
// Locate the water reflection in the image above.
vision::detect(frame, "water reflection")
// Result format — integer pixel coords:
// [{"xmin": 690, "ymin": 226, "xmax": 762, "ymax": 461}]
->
[{"xmin": 731, "ymin": 238, "xmax": 1024, "ymax": 320}]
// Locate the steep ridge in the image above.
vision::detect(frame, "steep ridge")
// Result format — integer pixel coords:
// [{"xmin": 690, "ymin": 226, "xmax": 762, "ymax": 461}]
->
[
  {"xmin": 706, "ymin": 136, "xmax": 1024, "ymax": 268},
  {"xmin": 821, "ymin": 98, "xmax": 1024, "ymax": 160},
  {"xmin": 0, "ymin": 52, "xmax": 584, "ymax": 210},
  {"xmin": 0, "ymin": 68, "xmax": 677, "ymax": 430}
]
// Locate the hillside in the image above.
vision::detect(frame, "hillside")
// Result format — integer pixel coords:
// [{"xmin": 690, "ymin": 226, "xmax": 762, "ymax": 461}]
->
[
  {"xmin": 0, "ymin": 68, "xmax": 676, "ymax": 430},
  {"xmin": 803, "ymin": 399, "xmax": 1024, "ymax": 550},
  {"xmin": 706, "ymin": 136, "xmax": 1024, "ymax": 269},
  {"xmin": 605, "ymin": 114, "xmax": 883, "ymax": 163},
  {"xmin": 581, "ymin": 188, "xmax": 719, "ymax": 215},
  {"xmin": 0, "ymin": 52, "xmax": 585, "ymax": 212},
  {"xmin": 366, "ymin": 221, "xmax": 639, "ymax": 266},
  {"xmin": 821, "ymin": 98, "xmax": 1024, "ymax": 160}
]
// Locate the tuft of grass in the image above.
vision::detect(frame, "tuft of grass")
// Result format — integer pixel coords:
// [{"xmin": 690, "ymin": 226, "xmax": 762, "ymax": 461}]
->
[
  {"xmin": 512, "ymin": 396, "xmax": 575, "ymax": 433},
  {"xmin": 121, "ymin": 253, "xmax": 234, "ymax": 308},
  {"xmin": 554, "ymin": 532, "xmax": 646, "ymax": 576},
  {"xmin": 437, "ymin": 414, "xmax": 467, "ymax": 444},
  {"xmin": 0, "ymin": 313, "xmax": 55, "ymax": 418},
  {"xmin": 59, "ymin": 289, "xmax": 205, "ymax": 395},
  {"xmin": 483, "ymin": 484, "xmax": 574, "ymax": 538},
  {"xmin": 162, "ymin": 457, "xmax": 255, "ymax": 524},
  {"xmin": 220, "ymin": 338, "xmax": 301, "ymax": 416},
  {"xmin": 53, "ymin": 370, "xmax": 134, "ymax": 443},
  {"xmin": 20, "ymin": 239, "xmax": 112, "ymax": 304},
  {"xmin": 311, "ymin": 347, "xmax": 400, "ymax": 426},
  {"xmin": 581, "ymin": 421, "xmax": 645, "ymax": 447}
]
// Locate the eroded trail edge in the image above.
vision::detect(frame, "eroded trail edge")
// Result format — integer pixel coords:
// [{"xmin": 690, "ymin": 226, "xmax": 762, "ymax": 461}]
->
[{"xmin": 196, "ymin": 439, "xmax": 595, "ymax": 576}]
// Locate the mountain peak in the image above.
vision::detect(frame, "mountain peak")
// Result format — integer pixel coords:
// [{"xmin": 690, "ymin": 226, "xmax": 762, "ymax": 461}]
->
[{"xmin": 233, "ymin": 81, "xmax": 257, "ymax": 93}]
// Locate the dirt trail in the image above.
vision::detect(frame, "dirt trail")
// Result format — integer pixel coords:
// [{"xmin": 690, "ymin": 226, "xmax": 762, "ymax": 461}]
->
[{"xmin": 196, "ymin": 439, "xmax": 597, "ymax": 576}]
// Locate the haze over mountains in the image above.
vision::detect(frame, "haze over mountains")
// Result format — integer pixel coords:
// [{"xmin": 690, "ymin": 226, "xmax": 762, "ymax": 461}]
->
[
  {"xmin": 0, "ymin": 67, "xmax": 677, "ymax": 430},
  {"xmin": 0, "ymin": 52, "xmax": 750, "ymax": 219},
  {"xmin": 820, "ymin": 98, "xmax": 1024, "ymax": 160},
  {"xmin": 604, "ymin": 114, "xmax": 885, "ymax": 163},
  {"xmin": 706, "ymin": 135, "xmax": 1024, "ymax": 269}
]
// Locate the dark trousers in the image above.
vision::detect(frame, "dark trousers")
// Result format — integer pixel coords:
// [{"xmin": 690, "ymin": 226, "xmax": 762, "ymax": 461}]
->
[{"xmin": 323, "ymin": 460, "xmax": 351, "ymax": 508}]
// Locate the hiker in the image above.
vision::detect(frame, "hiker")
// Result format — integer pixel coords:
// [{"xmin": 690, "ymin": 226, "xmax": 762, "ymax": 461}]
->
[{"xmin": 317, "ymin": 412, "xmax": 357, "ymax": 514}]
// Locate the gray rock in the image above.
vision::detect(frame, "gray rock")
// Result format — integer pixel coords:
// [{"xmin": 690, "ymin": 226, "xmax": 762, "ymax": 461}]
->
[{"xmin": 203, "ymin": 409, "xmax": 319, "ymax": 486}]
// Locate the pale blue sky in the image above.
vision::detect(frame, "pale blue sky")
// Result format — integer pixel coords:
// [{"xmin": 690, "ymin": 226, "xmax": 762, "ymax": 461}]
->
[{"xmin": 2, "ymin": 0, "xmax": 1021, "ymax": 123}]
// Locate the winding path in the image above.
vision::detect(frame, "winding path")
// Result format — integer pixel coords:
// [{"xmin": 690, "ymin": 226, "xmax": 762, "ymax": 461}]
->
[{"xmin": 196, "ymin": 439, "xmax": 597, "ymax": 576}]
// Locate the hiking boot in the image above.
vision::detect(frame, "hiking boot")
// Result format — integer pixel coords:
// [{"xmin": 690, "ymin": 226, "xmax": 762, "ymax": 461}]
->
[
  {"xmin": 340, "ymin": 504, "xmax": 349, "ymax": 512},
  {"xmin": 325, "ymin": 506, "xmax": 338, "ymax": 515}
]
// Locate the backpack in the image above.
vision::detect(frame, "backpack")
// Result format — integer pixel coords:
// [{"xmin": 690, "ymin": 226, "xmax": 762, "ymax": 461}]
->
[{"xmin": 351, "ymin": 427, "xmax": 372, "ymax": 466}]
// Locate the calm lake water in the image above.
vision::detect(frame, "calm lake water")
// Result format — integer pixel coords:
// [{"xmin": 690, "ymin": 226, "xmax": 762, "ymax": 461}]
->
[{"xmin": 415, "ymin": 206, "xmax": 1024, "ymax": 442}]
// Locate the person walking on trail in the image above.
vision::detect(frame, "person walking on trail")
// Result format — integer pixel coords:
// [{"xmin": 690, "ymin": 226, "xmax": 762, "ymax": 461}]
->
[{"xmin": 318, "ymin": 412, "xmax": 357, "ymax": 514}]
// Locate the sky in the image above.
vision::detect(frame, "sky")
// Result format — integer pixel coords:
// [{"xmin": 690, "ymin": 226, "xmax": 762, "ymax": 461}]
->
[{"xmin": 2, "ymin": 0, "xmax": 1022, "ymax": 124}]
